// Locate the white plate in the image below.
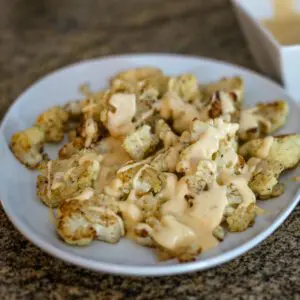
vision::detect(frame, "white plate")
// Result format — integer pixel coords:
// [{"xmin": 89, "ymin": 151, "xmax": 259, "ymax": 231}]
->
[{"xmin": 0, "ymin": 54, "xmax": 299, "ymax": 277}]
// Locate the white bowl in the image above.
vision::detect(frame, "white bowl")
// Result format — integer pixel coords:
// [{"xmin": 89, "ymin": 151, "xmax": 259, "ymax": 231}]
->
[
  {"xmin": 0, "ymin": 54, "xmax": 300, "ymax": 276},
  {"xmin": 231, "ymin": 0, "xmax": 300, "ymax": 100}
]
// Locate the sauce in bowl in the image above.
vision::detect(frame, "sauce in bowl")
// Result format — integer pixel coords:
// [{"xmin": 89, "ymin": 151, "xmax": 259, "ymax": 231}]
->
[{"xmin": 262, "ymin": 0, "xmax": 300, "ymax": 45}]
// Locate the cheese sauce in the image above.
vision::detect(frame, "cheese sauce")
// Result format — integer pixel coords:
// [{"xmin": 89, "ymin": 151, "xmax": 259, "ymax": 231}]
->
[
  {"xmin": 94, "ymin": 137, "xmax": 131, "ymax": 192},
  {"xmin": 107, "ymin": 93, "xmax": 136, "ymax": 137},
  {"xmin": 180, "ymin": 184, "xmax": 228, "ymax": 251},
  {"xmin": 152, "ymin": 181, "xmax": 228, "ymax": 252},
  {"xmin": 177, "ymin": 121, "xmax": 238, "ymax": 174}
]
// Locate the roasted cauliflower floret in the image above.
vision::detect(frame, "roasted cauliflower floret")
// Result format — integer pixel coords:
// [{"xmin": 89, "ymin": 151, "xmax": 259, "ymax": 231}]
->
[
  {"xmin": 155, "ymin": 119, "xmax": 179, "ymax": 148},
  {"xmin": 239, "ymin": 134, "xmax": 300, "ymax": 169},
  {"xmin": 225, "ymin": 184, "xmax": 243, "ymax": 209},
  {"xmin": 35, "ymin": 106, "xmax": 69, "ymax": 142},
  {"xmin": 116, "ymin": 161, "xmax": 147, "ymax": 194},
  {"xmin": 138, "ymin": 80, "xmax": 162, "ymax": 102},
  {"xmin": 177, "ymin": 119, "xmax": 239, "ymax": 174},
  {"xmin": 135, "ymin": 194, "xmax": 162, "ymax": 221},
  {"xmin": 202, "ymin": 91, "xmax": 240, "ymax": 123},
  {"xmin": 168, "ymin": 74, "xmax": 199, "ymax": 102},
  {"xmin": 81, "ymin": 93, "xmax": 106, "ymax": 123},
  {"xmin": 132, "ymin": 165, "xmax": 165, "ymax": 195},
  {"xmin": 80, "ymin": 117, "xmax": 100, "ymax": 148},
  {"xmin": 151, "ymin": 146, "xmax": 180, "ymax": 172},
  {"xmin": 117, "ymin": 161, "xmax": 165, "ymax": 197},
  {"xmin": 117, "ymin": 161, "xmax": 146, "ymax": 182},
  {"xmin": 159, "ymin": 92, "xmax": 200, "ymax": 133},
  {"xmin": 58, "ymin": 137, "xmax": 85, "ymax": 159},
  {"xmin": 180, "ymin": 119, "xmax": 210, "ymax": 144},
  {"xmin": 185, "ymin": 160, "xmax": 217, "ymax": 193},
  {"xmin": 249, "ymin": 159, "xmax": 285, "ymax": 199},
  {"xmin": 226, "ymin": 203, "xmax": 256, "ymax": 232},
  {"xmin": 239, "ymin": 100, "xmax": 288, "ymax": 141},
  {"xmin": 201, "ymin": 76, "xmax": 244, "ymax": 104},
  {"xmin": 256, "ymin": 100, "xmax": 288, "ymax": 132},
  {"xmin": 214, "ymin": 140, "xmax": 241, "ymax": 173},
  {"xmin": 64, "ymin": 100, "xmax": 85, "ymax": 120},
  {"xmin": 111, "ymin": 67, "xmax": 168, "ymax": 104},
  {"xmin": 10, "ymin": 126, "xmax": 45, "ymax": 168},
  {"xmin": 239, "ymin": 135, "xmax": 300, "ymax": 199},
  {"xmin": 123, "ymin": 125, "xmax": 159, "ymax": 160},
  {"xmin": 75, "ymin": 92, "xmax": 105, "ymax": 148},
  {"xmin": 212, "ymin": 225, "xmax": 225, "ymax": 241},
  {"xmin": 57, "ymin": 199, "xmax": 124, "ymax": 245},
  {"xmin": 37, "ymin": 150, "xmax": 102, "ymax": 207},
  {"xmin": 185, "ymin": 118, "xmax": 239, "ymax": 144},
  {"xmin": 112, "ymin": 67, "xmax": 164, "ymax": 84}
]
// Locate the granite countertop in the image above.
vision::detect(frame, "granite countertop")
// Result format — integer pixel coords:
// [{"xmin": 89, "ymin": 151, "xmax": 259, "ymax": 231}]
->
[{"xmin": 0, "ymin": 0, "xmax": 299, "ymax": 299}]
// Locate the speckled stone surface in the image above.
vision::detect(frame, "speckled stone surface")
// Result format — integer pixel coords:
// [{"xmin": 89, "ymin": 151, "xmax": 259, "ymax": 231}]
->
[{"xmin": 0, "ymin": 0, "xmax": 299, "ymax": 299}]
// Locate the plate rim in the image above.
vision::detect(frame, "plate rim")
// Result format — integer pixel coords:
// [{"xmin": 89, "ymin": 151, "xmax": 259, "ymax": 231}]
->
[{"xmin": 1, "ymin": 53, "xmax": 299, "ymax": 276}]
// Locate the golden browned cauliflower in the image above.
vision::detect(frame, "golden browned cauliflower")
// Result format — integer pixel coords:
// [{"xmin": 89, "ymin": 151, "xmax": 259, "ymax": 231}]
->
[
  {"xmin": 116, "ymin": 161, "xmax": 147, "ymax": 193},
  {"xmin": 131, "ymin": 165, "xmax": 165, "ymax": 196},
  {"xmin": 57, "ymin": 198, "xmax": 124, "ymax": 246},
  {"xmin": 37, "ymin": 150, "xmax": 102, "ymax": 207},
  {"xmin": 81, "ymin": 93, "xmax": 106, "ymax": 123},
  {"xmin": 239, "ymin": 135, "xmax": 300, "ymax": 199},
  {"xmin": 111, "ymin": 70, "xmax": 167, "ymax": 101},
  {"xmin": 184, "ymin": 118, "xmax": 239, "ymax": 144},
  {"xmin": 248, "ymin": 159, "xmax": 285, "ymax": 199},
  {"xmin": 176, "ymin": 118, "xmax": 239, "ymax": 174},
  {"xmin": 110, "ymin": 69, "xmax": 168, "ymax": 131},
  {"xmin": 168, "ymin": 74, "xmax": 199, "ymax": 103},
  {"xmin": 112, "ymin": 67, "xmax": 164, "ymax": 83},
  {"xmin": 185, "ymin": 160, "xmax": 217, "ymax": 193},
  {"xmin": 155, "ymin": 119, "xmax": 179, "ymax": 148},
  {"xmin": 150, "ymin": 146, "xmax": 181, "ymax": 173},
  {"xmin": 134, "ymin": 194, "xmax": 162, "ymax": 221},
  {"xmin": 123, "ymin": 125, "xmax": 159, "ymax": 160},
  {"xmin": 58, "ymin": 137, "xmax": 85, "ymax": 159},
  {"xmin": 179, "ymin": 119, "xmax": 210, "ymax": 144},
  {"xmin": 117, "ymin": 161, "xmax": 164, "ymax": 197},
  {"xmin": 201, "ymin": 76, "xmax": 244, "ymax": 104},
  {"xmin": 35, "ymin": 106, "xmax": 69, "ymax": 142},
  {"xmin": 239, "ymin": 134, "xmax": 300, "ymax": 169},
  {"xmin": 159, "ymin": 92, "xmax": 200, "ymax": 134},
  {"xmin": 226, "ymin": 203, "xmax": 256, "ymax": 232},
  {"xmin": 10, "ymin": 126, "xmax": 45, "ymax": 168},
  {"xmin": 239, "ymin": 100, "xmax": 288, "ymax": 141},
  {"xmin": 80, "ymin": 117, "xmax": 100, "ymax": 148},
  {"xmin": 64, "ymin": 99, "xmax": 85, "ymax": 120},
  {"xmin": 201, "ymin": 91, "xmax": 240, "ymax": 123},
  {"xmin": 214, "ymin": 140, "xmax": 241, "ymax": 174},
  {"xmin": 212, "ymin": 226, "xmax": 225, "ymax": 241}
]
